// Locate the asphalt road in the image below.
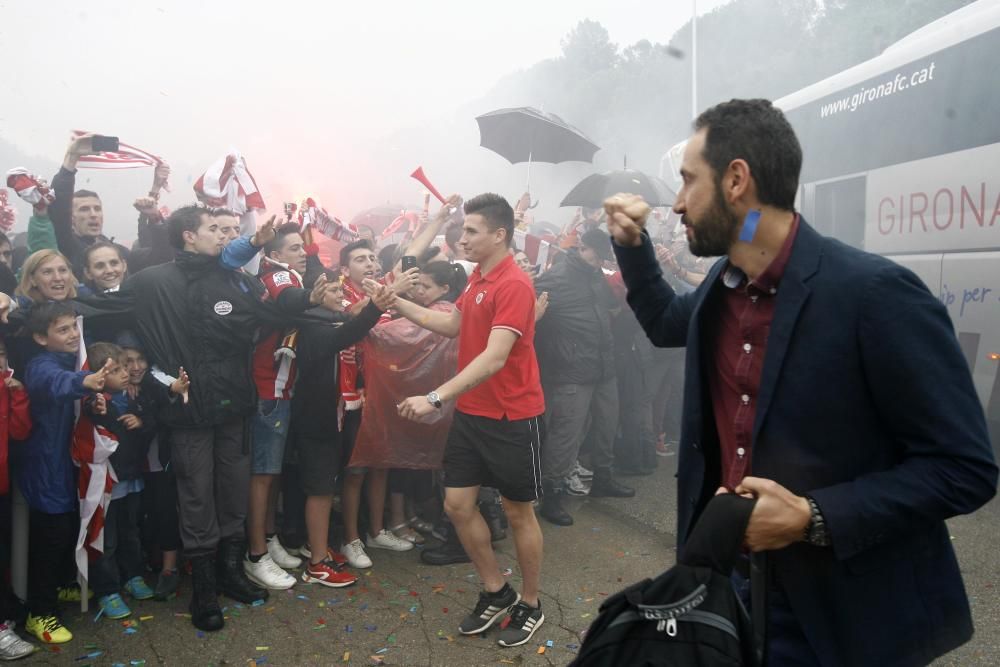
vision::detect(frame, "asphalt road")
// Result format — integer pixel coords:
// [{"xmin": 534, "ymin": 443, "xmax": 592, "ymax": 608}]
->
[{"xmin": 18, "ymin": 451, "xmax": 999, "ymax": 666}]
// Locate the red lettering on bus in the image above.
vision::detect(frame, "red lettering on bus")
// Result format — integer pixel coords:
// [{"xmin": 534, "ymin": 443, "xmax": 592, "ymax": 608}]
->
[
  {"xmin": 909, "ymin": 192, "xmax": 929, "ymax": 233},
  {"xmin": 933, "ymin": 188, "xmax": 954, "ymax": 231},
  {"xmin": 960, "ymin": 183, "xmax": 985, "ymax": 228},
  {"xmin": 878, "ymin": 197, "xmax": 895, "ymax": 235}
]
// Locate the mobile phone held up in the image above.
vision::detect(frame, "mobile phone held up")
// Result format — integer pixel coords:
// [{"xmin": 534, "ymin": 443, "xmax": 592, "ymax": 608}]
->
[
  {"xmin": 91, "ymin": 135, "xmax": 120, "ymax": 153},
  {"xmin": 401, "ymin": 255, "xmax": 418, "ymax": 272}
]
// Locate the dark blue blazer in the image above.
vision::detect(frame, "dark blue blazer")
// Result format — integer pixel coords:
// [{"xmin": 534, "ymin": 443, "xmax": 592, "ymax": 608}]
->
[{"xmin": 613, "ymin": 220, "xmax": 998, "ymax": 666}]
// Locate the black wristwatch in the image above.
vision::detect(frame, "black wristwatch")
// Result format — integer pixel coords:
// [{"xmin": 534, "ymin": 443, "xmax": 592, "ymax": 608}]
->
[
  {"xmin": 803, "ymin": 496, "xmax": 831, "ymax": 547},
  {"xmin": 426, "ymin": 391, "xmax": 443, "ymax": 409}
]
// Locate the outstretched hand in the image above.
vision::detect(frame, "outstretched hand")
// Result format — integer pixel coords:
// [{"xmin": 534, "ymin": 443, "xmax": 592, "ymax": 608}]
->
[
  {"xmin": 603, "ymin": 193, "xmax": 650, "ymax": 248},
  {"xmin": 252, "ymin": 215, "xmax": 278, "ymax": 248},
  {"xmin": 370, "ymin": 283, "xmax": 397, "ymax": 311},
  {"xmin": 309, "ymin": 273, "xmax": 332, "ymax": 306},
  {"xmin": 170, "ymin": 366, "xmax": 190, "ymax": 404},
  {"xmin": 83, "ymin": 358, "xmax": 115, "ymax": 392},
  {"xmin": 436, "ymin": 194, "xmax": 463, "ymax": 223}
]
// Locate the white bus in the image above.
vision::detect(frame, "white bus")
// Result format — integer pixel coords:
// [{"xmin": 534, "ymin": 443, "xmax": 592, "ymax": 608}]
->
[{"xmin": 663, "ymin": 0, "xmax": 1000, "ymax": 449}]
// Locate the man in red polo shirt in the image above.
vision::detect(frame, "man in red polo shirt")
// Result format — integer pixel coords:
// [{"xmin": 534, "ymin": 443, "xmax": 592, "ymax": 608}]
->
[{"xmin": 395, "ymin": 193, "xmax": 546, "ymax": 649}]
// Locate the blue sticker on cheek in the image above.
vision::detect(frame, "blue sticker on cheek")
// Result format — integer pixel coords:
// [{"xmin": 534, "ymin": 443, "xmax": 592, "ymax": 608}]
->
[{"xmin": 739, "ymin": 209, "xmax": 761, "ymax": 243}]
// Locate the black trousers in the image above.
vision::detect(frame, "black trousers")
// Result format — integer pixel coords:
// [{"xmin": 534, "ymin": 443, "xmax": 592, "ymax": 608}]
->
[
  {"xmin": 27, "ymin": 510, "xmax": 77, "ymax": 616},
  {"xmin": 143, "ymin": 471, "xmax": 181, "ymax": 554},
  {"xmin": 90, "ymin": 492, "xmax": 144, "ymax": 597}
]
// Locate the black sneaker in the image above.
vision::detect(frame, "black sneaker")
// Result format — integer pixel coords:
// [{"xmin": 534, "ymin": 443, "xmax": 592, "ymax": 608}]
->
[
  {"xmin": 458, "ymin": 584, "xmax": 520, "ymax": 635},
  {"xmin": 497, "ymin": 600, "xmax": 544, "ymax": 647}
]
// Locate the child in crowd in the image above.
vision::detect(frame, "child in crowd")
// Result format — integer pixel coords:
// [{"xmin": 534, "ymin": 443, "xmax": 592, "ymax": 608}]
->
[
  {"xmin": 0, "ymin": 338, "xmax": 34, "ymax": 660},
  {"xmin": 14, "ymin": 303, "xmax": 111, "ymax": 644},
  {"xmin": 119, "ymin": 337, "xmax": 185, "ymax": 600},
  {"xmin": 82, "ymin": 342, "xmax": 159, "ymax": 620}
]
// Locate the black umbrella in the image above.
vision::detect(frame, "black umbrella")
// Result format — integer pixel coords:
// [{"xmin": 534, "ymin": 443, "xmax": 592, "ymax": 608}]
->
[
  {"xmin": 475, "ymin": 107, "xmax": 600, "ymax": 165},
  {"xmin": 560, "ymin": 169, "xmax": 676, "ymax": 209}
]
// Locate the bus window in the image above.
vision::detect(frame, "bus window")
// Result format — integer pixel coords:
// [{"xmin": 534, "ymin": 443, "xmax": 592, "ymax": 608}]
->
[{"xmin": 814, "ymin": 176, "xmax": 866, "ymax": 248}]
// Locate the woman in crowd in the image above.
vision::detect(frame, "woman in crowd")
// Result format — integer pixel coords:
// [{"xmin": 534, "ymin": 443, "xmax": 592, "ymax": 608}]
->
[{"xmin": 348, "ymin": 261, "xmax": 466, "ymax": 544}]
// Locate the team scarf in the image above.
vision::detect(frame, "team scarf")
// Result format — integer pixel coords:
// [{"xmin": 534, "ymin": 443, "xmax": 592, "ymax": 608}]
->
[
  {"xmin": 69, "ymin": 317, "xmax": 119, "ymax": 581},
  {"xmin": 193, "ymin": 151, "xmax": 265, "ymax": 215},
  {"xmin": 380, "ymin": 210, "xmax": 420, "ymax": 240},
  {"xmin": 298, "ymin": 197, "xmax": 358, "ymax": 243},
  {"xmin": 5, "ymin": 168, "xmax": 55, "ymax": 208},
  {"xmin": 71, "ymin": 130, "xmax": 165, "ymax": 171},
  {"xmin": 0, "ymin": 190, "xmax": 14, "ymax": 233}
]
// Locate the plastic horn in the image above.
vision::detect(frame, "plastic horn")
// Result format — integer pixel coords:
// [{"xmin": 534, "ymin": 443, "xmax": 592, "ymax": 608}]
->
[{"xmin": 410, "ymin": 167, "xmax": 447, "ymax": 204}]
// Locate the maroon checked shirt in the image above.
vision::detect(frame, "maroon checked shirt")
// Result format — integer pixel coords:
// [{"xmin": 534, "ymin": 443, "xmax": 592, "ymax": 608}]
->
[{"xmin": 710, "ymin": 215, "xmax": 799, "ymax": 490}]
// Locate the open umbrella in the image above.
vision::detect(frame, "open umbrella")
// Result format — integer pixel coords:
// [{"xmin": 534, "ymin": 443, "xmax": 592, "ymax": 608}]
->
[
  {"xmin": 560, "ymin": 169, "xmax": 676, "ymax": 209},
  {"xmin": 475, "ymin": 107, "xmax": 600, "ymax": 191}
]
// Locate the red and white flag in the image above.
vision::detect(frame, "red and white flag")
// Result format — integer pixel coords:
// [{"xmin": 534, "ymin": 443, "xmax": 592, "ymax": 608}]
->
[
  {"xmin": 69, "ymin": 317, "xmax": 118, "ymax": 581},
  {"xmin": 5, "ymin": 168, "xmax": 55, "ymax": 207},
  {"xmin": 72, "ymin": 130, "xmax": 164, "ymax": 170},
  {"xmin": 193, "ymin": 151, "xmax": 266, "ymax": 215}
]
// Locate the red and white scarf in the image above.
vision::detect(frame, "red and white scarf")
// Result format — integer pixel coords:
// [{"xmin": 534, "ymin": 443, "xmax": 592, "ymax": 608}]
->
[
  {"xmin": 298, "ymin": 197, "xmax": 358, "ymax": 243},
  {"xmin": 5, "ymin": 168, "xmax": 55, "ymax": 208},
  {"xmin": 69, "ymin": 317, "xmax": 119, "ymax": 581},
  {"xmin": 72, "ymin": 130, "xmax": 164, "ymax": 170},
  {"xmin": 194, "ymin": 151, "xmax": 266, "ymax": 215},
  {"xmin": 0, "ymin": 190, "xmax": 14, "ymax": 233}
]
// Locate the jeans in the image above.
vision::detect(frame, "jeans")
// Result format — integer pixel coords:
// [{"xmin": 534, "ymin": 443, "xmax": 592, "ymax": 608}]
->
[{"xmin": 91, "ymin": 491, "xmax": 144, "ymax": 597}]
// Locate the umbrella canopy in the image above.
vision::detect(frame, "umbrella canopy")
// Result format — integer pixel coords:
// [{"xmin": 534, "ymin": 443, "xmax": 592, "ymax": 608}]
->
[
  {"xmin": 475, "ymin": 107, "xmax": 600, "ymax": 164},
  {"xmin": 560, "ymin": 169, "xmax": 676, "ymax": 209}
]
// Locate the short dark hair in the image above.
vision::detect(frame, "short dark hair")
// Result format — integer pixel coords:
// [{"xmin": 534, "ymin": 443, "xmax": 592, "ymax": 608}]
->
[
  {"xmin": 580, "ymin": 228, "xmax": 612, "ymax": 261},
  {"xmin": 83, "ymin": 241, "xmax": 127, "ymax": 268},
  {"xmin": 73, "ymin": 189, "xmax": 100, "ymax": 200},
  {"xmin": 339, "ymin": 239, "xmax": 374, "ymax": 269},
  {"xmin": 378, "ymin": 243, "xmax": 399, "ymax": 275},
  {"xmin": 0, "ymin": 232, "xmax": 10, "ymax": 248},
  {"xmin": 87, "ymin": 342, "xmax": 125, "ymax": 369},
  {"xmin": 444, "ymin": 225, "xmax": 463, "ymax": 253},
  {"xmin": 263, "ymin": 223, "xmax": 302, "ymax": 258},
  {"xmin": 167, "ymin": 205, "xmax": 210, "ymax": 250},
  {"xmin": 464, "ymin": 193, "xmax": 514, "ymax": 246},
  {"xmin": 694, "ymin": 99, "xmax": 802, "ymax": 211},
  {"xmin": 28, "ymin": 301, "xmax": 77, "ymax": 337}
]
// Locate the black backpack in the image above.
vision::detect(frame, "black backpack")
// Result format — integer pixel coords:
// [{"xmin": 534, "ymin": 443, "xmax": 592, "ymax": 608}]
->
[{"xmin": 569, "ymin": 494, "xmax": 765, "ymax": 667}]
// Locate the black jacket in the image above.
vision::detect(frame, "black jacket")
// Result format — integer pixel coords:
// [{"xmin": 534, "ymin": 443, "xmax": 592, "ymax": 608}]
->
[
  {"xmin": 614, "ymin": 221, "xmax": 998, "ymax": 666},
  {"xmin": 84, "ymin": 390, "xmax": 158, "ymax": 482},
  {"xmin": 83, "ymin": 252, "xmax": 314, "ymax": 428},
  {"xmin": 291, "ymin": 301, "xmax": 385, "ymax": 440},
  {"xmin": 534, "ymin": 249, "xmax": 617, "ymax": 384},
  {"xmin": 50, "ymin": 166, "xmax": 127, "ymax": 275}
]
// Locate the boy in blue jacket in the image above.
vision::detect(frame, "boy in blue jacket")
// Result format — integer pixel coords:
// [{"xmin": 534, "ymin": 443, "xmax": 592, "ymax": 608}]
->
[{"xmin": 13, "ymin": 302, "xmax": 111, "ymax": 644}]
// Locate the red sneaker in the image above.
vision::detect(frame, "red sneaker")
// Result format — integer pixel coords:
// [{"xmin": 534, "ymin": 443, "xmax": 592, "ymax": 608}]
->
[
  {"xmin": 302, "ymin": 545, "xmax": 349, "ymax": 566},
  {"xmin": 301, "ymin": 560, "xmax": 358, "ymax": 588}
]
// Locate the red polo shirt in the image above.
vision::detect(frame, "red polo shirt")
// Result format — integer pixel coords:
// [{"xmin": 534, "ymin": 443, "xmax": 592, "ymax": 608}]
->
[
  {"xmin": 454, "ymin": 255, "xmax": 544, "ymax": 420},
  {"xmin": 710, "ymin": 215, "xmax": 799, "ymax": 490}
]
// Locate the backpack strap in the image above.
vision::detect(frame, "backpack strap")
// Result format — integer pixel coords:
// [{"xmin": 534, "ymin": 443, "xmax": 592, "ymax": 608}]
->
[{"xmin": 677, "ymin": 493, "xmax": 756, "ymax": 573}]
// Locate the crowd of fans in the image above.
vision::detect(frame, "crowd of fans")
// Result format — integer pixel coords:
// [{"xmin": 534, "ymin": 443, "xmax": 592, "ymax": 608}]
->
[{"xmin": 0, "ymin": 135, "xmax": 700, "ymax": 658}]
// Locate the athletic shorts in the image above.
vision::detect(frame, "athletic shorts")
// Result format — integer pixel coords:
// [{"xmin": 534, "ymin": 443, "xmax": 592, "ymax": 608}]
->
[
  {"xmin": 294, "ymin": 433, "xmax": 342, "ymax": 497},
  {"xmin": 442, "ymin": 411, "xmax": 544, "ymax": 502},
  {"xmin": 250, "ymin": 399, "xmax": 292, "ymax": 474}
]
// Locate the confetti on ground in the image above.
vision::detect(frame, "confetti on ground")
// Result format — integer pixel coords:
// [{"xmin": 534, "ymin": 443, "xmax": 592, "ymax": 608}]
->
[
  {"xmin": 376, "ymin": 648, "xmax": 388, "ymax": 654},
  {"xmin": 442, "ymin": 607, "xmax": 449, "ymax": 613},
  {"xmin": 124, "ymin": 627, "xmax": 137, "ymax": 635},
  {"xmin": 581, "ymin": 613, "xmax": 591, "ymax": 618},
  {"xmin": 537, "ymin": 646, "xmax": 546, "ymax": 654},
  {"xmin": 256, "ymin": 646, "xmax": 269, "ymax": 651},
  {"xmin": 196, "ymin": 631, "xmax": 205, "ymax": 639},
  {"xmin": 252, "ymin": 599, "xmax": 266, "ymax": 607},
  {"xmin": 546, "ymin": 640, "xmax": 554, "ymax": 647},
  {"xmin": 84, "ymin": 644, "xmax": 98, "ymax": 650},
  {"xmin": 359, "ymin": 603, "xmax": 368, "ymax": 611},
  {"xmin": 567, "ymin": 644, "xmax": 580, "ymax": 649},
  {"xmin": 342, "ymin": 651, "xmax": 350, "ymax": 662},
  {"xmin": 345, "ymin": 625, "xmax": 353, "ymax": 633},
  {"xmin": 409, "ymin": 605, "xmax": 418, "ymax": 612},
  {"xmin": 130, "ymin": 661, "xmax": 146, "ymax": 666},
  {"xmin": 500, "ymin": 617, "xmax": 512, "ymax": 630},
  {"xmin": 502, "ymin": 567, "xmax": 513, "ymax": 576},
  {"xmin": 75, "ymin": 651, "xmax": 103, "ymax": 661},
  {"xmin": 174, "ymin": 612, "xmax": 192, "ymax": 618},
  {"xmin": 297, "ymin": 594, "xmax": 310, "ymax": 601},
  {"xmin": 388, "ymin": 634, "xmax": 397, "ymax": 644},
  {"xmin": 365, "ymin": 625, "xmax": 377, "ymax": 632},
  {"xmin": 139, "ymin": 615, "xmax": 154, "ymax": 621}
]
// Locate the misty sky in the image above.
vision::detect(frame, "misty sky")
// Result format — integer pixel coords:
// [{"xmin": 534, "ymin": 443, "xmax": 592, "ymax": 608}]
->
[{"xmin": 0, "ymin": 0, "xmax": 732, "ymax": 239}]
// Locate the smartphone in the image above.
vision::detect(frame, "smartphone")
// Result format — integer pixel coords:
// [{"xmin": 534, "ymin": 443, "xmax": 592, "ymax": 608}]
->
[
  {"xmin": 402, "ymin": 255, "xmax": 418, "ymax": 272},
  {"xmin": 91, "ymin": 135, "xmax": 120, "ymax": 153}
]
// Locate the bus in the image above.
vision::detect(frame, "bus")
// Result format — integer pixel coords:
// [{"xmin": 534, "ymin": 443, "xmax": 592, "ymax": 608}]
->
[{"xmin": 663, "ymin": 0, "xmax": 1000, "ymax": 449}]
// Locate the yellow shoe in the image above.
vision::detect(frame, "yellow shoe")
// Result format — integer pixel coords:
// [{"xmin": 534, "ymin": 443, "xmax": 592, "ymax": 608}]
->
[
  {"xmin": 57, "ymin": 586, "xmax": 93, "ymax": 603},
  {"xmin": 25, "ymin": 614, "xmax": 73, "ymax": 644}
]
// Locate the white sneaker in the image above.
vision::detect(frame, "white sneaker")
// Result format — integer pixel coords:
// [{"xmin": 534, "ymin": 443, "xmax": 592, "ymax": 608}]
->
[
  {"xmin": 341, "ymin": 539, "xmax": 373, "ymax": 568},
  {"xmin": 564, "ymin": 472, "xmax": 590, "ymax": 497},
  {"xmin": 572, "ymin": 461, "xmax": 594, "ymax": 480},
  {"xmin": 0, "ymin": 621, "xmax": 34, "ymax": 660},
  {"xmin": 243, "ymin": 552, "xmax": 296, "ymax": 590},
  {"xmin": 267, "ymin": 535, "xmax": 303, "ymax": 569},
  {"xmin": 365, "ymin": 529, "xmax": 414, "ymax": 552}
]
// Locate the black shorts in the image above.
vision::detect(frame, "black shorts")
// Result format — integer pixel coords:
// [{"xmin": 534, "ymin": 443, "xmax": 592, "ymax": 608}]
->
[
  {"xmin": 293, "ymin": 432, "xmax": 343, "ymax": 496},
  {"xmin": 443, "ymin": 411, "xmax": 544, "ymax": 502}
]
